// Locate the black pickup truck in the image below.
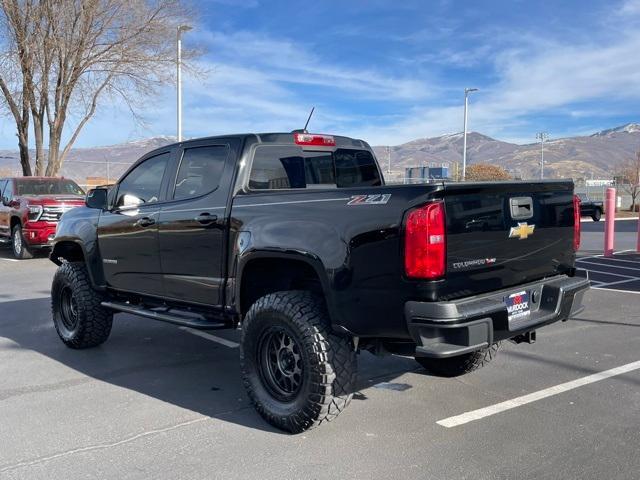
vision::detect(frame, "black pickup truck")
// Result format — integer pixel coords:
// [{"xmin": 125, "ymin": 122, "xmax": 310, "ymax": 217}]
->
[
  {"xmin": 577, "ymin": 193, "xmax": 604, "ymax": 221},
  {"xmin": 50, "ymin": 132, "xmax": 589, "ymax": 432}
]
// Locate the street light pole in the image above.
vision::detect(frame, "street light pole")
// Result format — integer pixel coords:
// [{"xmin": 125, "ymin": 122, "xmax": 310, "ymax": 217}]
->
[
  {"xmin": 462, "ymin": 87, "xmax": 478, "ymax": 181},
  {"xmin": 176, "ymin": 25, "xmax": 192, "ymax": 142},
  {"xmin": 387, "ymin": 146, "xmax": 391, "ymax": 175},
  {"xmin": 536, "ymin": 132, "xmax": 549, "ymax": 179}
]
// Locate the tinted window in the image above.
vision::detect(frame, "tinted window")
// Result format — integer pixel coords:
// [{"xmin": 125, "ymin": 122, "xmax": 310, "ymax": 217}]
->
[
  {"xmin": 249, "ymin": 146, "xmax": 381, "ymax": 190},
  {"xmin": 174, "ymin": 145, "xmax": 228, "ymax": 200},
  {"xmin": 0, "ymin": 180, "xmax": 6, "ymax": 198},
  {"xmin": 116, "ymin": 153, "xmax": 169, "ymax": 208},
  {"xmin": 304, "ymin": 152, "xmax": 336, "ymax": 186},
  {"xmin": 250, "ymin": 146, "xmax": 303, "ymax": 189},
  {"xmin": 334, "ymin": 149, "xmax": 382, "ymax": 187},
  {"xmin": 15, "ymin": 179, "xmax": 84, "ymax": 196}
]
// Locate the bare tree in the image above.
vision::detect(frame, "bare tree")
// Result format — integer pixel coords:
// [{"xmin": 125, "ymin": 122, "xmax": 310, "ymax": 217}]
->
[
  {"xmin": 1, "ymin": 0, "xmax": 195, "ymax": 176},
  {"xmin": 616, "ymin": 150, "xmax": 640, "ymax": 212},
  {"xmin": 0, "ymin": 0, "xmax": 39, "ymax": 176},
  {"xmin": 465, "ymin": 163, "xmax": 512, "ymax": 181}
]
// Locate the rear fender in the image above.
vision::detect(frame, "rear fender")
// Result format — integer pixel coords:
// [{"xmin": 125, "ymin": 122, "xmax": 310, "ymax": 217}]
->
[{"xmin": 234, "ymin": 249, "xmax": 341, "ymax": 329}]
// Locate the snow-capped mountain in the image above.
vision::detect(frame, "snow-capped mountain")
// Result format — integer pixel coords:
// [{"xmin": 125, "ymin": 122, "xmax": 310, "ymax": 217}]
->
[
  {"xmin": 373, "ymin": 123, "xmax": 640, "ymax": 179},
  {"xmin": 591, "ymin": 123, "xmax": 640, "ymax": 137}
]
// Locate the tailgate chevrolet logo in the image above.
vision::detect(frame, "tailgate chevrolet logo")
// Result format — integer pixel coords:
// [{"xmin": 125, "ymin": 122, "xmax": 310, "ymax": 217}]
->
[{"xmin": 509, "ymin": 222, "xmax": 535, "ymax": 240}]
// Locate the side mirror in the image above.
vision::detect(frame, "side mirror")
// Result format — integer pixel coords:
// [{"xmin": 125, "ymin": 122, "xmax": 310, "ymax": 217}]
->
[{"xmin": 86, "ymin": 188, "xmax": 108, "ymax": 210}]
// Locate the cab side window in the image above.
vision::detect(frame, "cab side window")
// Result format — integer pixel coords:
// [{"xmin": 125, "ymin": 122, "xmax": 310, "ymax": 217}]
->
[
  {"xmin": 173, "ymin": 145, "xmax": 228, "ymax": 200},
  {"xmin": 115, "ymin": 153, "xmax": 169, "ymax": 208},
  {"xmin": 2, "ymin": 180, "xmax": 13, "ymax": 203}
]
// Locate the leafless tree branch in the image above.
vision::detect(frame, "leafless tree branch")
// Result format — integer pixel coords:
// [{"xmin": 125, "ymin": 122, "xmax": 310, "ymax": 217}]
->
[{"xmin": 1, "ymin": 0, "xmax": 199, "ymax": 176}]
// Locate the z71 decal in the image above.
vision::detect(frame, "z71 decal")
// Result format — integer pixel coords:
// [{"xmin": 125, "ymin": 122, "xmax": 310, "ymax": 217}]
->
[{"xmin": 347, "ymin": 194, "xmax": 392, "ymax": 205}]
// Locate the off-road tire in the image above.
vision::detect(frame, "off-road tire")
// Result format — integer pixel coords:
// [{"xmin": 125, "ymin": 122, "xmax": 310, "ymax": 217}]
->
[
  {"xmin": 592, "ymin": 209, "xmax": 601, "ymax": 222},
  {"xmin": 415, "ymin": 342, "xmax": 501, "ymax": 377},
  {"xmin": 12, "ymin": 224, "xmax": 33, "ymax": 259},
  {"xmin": 51, "ymin": 262, "xmax": 113, "ymax": 349},
  {"xmin": 240, "ymin": 291, "xmax": 357, "ymax": 433}
]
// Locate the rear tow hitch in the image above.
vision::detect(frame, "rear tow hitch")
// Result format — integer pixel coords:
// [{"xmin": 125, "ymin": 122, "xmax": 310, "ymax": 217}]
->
[{"xmin": 510, "ymin": 330, "xmax": 537, "ymax": 344}]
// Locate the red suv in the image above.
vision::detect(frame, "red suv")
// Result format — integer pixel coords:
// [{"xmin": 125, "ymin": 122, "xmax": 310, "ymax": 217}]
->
[{"xmin": 0, "ymin": 177, "xmax": 85, "ymax": 259}]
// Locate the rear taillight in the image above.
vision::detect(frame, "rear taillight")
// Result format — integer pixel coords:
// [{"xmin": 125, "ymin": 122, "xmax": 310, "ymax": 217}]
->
[
  {"xmin": 573, "ymin": 194, "xmax": 581, "ymax": 251},
  {"xmin": 404, "ymin": 201, "xmax": 446, "ymax": 279}
]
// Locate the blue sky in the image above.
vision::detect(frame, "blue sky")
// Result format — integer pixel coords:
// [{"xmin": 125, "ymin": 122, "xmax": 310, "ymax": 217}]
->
[{"xmin": 2, "ymin": 0, "xmax": 640, "ymax": 149}]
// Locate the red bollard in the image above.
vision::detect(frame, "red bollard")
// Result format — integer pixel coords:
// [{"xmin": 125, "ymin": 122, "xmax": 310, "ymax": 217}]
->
[{"xmin": 604, "ymin": 187, "xmax": 616, "ymax": 257}]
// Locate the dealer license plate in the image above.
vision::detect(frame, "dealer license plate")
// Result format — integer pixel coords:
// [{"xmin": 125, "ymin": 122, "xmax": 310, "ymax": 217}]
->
[{"xmin": 505, "ymin": 290, "xmax": 530, "ymax": 321}]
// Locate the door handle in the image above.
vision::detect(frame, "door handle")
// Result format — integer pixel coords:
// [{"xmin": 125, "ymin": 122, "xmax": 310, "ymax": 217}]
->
[
  {"xmin": 135, "ymin": 217, "xmax": 156, "ymax": 228},
  {"xmin": 195, "ymin": 213, "xmax": 218, "ymax": 225}
]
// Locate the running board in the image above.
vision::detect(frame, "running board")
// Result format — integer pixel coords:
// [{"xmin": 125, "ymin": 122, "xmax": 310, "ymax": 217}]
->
[{"xmin": 100, "ymin": 301, "xmax": 230, "ymax": 330}]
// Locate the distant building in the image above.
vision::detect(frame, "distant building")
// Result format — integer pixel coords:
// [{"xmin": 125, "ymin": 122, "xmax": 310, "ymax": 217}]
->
[
  {"xmin": 85, "ymin": 176, "xmax": 111, "ymax": 188},
  {"xmin": 585, "ymin": 179, "xmax": 614, "ymax": 187},
  {"xmin": 405, "ymin": 165, "xmax": 450, "ymax": 183}
]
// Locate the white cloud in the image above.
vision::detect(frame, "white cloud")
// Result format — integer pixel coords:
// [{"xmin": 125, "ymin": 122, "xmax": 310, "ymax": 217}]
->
[
  {"xmin": 14, "ymin": 14, "xmax": 640, "ymax": 150},
  {"xmin": 349, "ymin": 29, "xmax": 640, "ymax": 145},
  {"xmin": 86, "ymin": 25, "xmax": 640, "ymax": 147},
  {"xmin": 620, "ymin": 0, "xmax": 640, "ymax": 14},
  {"xmin": 199, "ymin": 31, "xmax": 434, "ymax": 101}
]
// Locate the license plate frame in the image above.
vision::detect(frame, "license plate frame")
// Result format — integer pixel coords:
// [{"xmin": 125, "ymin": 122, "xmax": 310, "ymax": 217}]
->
[{"xmin": 504, "ymin": 290, "xmax": 531, "ymax": 321}]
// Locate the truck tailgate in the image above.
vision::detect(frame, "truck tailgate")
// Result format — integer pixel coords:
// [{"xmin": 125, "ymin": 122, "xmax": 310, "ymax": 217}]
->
[{"xmin": 440, "ymin": 181, "xmax": 575, "ymax": 300}]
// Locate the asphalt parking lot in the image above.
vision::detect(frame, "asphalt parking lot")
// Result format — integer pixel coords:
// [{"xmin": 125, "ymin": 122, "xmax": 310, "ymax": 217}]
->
[{"xmin": 1, "ymin": 224, "xmax": 639, "ymax": 480}]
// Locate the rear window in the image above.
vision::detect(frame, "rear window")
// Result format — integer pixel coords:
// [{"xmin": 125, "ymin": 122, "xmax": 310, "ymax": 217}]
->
[
  {"xmin": 15, "ymin": 179, "xmax": 84, "ymax": 196},
  {"xmin": 249, "ymin": 145, "xmax": 382, "ymax": 190}
]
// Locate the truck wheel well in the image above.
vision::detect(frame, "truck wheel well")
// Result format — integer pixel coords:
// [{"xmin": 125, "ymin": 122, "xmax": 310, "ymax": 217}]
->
[
  {"xmin": 10, "ymin": 216, "xmax": 21, "ymax": 230},
  {"xmin": 51, "ymin": 241, "xmax": 85, "ymax": 264},
  {"xmin": 240, "ymin": 258, "xmax": 325, "ymax": 318}
]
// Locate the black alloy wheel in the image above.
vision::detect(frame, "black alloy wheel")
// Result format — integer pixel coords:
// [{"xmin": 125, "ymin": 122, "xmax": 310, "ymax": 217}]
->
[{"xmin": 257, "ymin": 326, "xmax": 304, "ymax": 402}]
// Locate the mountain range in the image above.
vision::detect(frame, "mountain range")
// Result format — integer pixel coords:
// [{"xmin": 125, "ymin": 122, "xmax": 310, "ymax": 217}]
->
[
  {"xmin": 372, "ymin": 123, "xmax": 640, "ymax": 181},
  {"xmin": 1, "ymin": 124, "xmax": 639, "ymax": 184}
]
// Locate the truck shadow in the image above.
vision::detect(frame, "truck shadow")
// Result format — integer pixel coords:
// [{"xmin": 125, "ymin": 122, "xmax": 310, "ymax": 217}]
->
[{"xmin": 0, "ymin": 297, "xmax": 419, "ymax": 434}]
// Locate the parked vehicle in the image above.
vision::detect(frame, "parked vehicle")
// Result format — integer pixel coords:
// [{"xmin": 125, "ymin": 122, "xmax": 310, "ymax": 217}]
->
[
  {"xmin": 0, "ymin": 177, "xmax": 85, "ymax": 259},
  {"xmin": 577, "ymin": 193, "xmax": 603, "ymax": 221},
  {"xmin": 50, "ymin": 132, "xmax": 590, "ymax": 432}
]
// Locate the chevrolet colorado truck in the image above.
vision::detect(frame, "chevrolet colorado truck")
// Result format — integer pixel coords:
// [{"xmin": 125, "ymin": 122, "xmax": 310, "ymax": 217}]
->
[
  {"xmin": 0, "ymin": 176, "xmax": 85, "ymax": 259},
  {"xmin": 50, "ymin": 132, "xmax": 590, "ymax": 433}
]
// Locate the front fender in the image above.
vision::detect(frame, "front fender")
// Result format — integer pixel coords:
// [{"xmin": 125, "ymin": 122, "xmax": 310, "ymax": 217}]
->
[{"xmin": 50, "ymin": 207, "xmax": 106, "ymax": 289}]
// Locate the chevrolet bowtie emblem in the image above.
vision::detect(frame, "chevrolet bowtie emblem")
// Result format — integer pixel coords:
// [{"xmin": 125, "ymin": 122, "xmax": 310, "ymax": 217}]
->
[{"xmin": 509, "ymin": 222, "xmax": 535, "ymax": 240}]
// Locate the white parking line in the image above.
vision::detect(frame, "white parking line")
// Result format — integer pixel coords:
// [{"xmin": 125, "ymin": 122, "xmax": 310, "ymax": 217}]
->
[
  {"xmin": 580, "ymin": 217, "xmax": 639, "ymax": 223},
  {"xmin": 594, "ymin": 278, "xmax": 640, "ymax": 288},
  {"xmin": 583, "ymin": 269, "xmax": 636, "ymax": 279},
  {"xmin": 579, "ymin": 257, "xmax": 640, "ymax": 265},
  {"xmin": 577, "ymin": 260, "xmax": 640, "ymax": 272},
  {"xmin": 179, "ymin": 327, "xmax": 239, "ymax": 348},
  {"xmin": 436, "ymin": 360, "xmax": 640, "ymax": 428},
  {"xmin": 579, "ymin": 249, "xmax": 637, "ymax": 261},
  {"xmin": 592, "ymin": 287, "xmax": 640, "ymax": 295},
  {"xmin": 0, "ymin": 258, "xmax": 19, "ymax": 262}
]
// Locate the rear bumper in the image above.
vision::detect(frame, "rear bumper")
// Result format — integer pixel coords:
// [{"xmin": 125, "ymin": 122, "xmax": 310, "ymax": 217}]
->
[{"xmin": 405, "ymin": 271, "xmax": 590, "ymax": 359}]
